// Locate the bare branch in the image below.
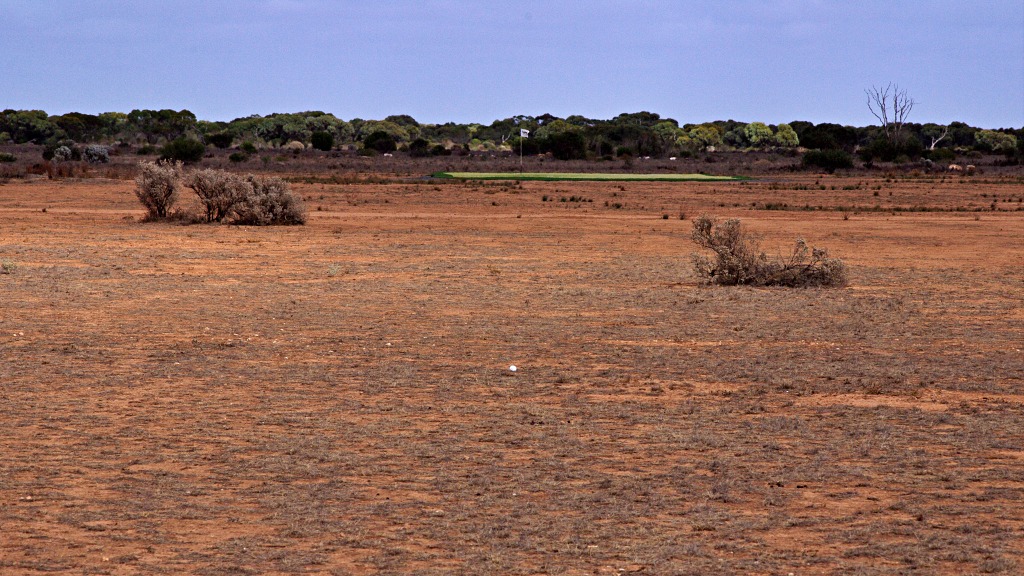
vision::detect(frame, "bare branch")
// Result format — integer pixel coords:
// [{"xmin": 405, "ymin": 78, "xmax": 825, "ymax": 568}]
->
[
  {"xmin": 866, "ymin": 82, "xmax": 915, "ymax": 144},
  {"xmin": 929, "ymin": 125, "xmax": 949, "ymax": 150}
]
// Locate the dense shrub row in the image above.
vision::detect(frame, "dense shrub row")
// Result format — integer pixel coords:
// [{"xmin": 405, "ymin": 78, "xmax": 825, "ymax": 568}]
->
[
  {"xmin": 160, "ymin": 138, "xmax": 206, "ymax": 163},
  {"xmin": 5, "ymin": 108, "xmax": 1019, "ymax": 165},
  {"xmin": 134, "ymin": 162, "xmax": 306, "ymax": 225},
  {"xmin": 802, "ymin": 149, "xmax": 854, "ymax": 172}
]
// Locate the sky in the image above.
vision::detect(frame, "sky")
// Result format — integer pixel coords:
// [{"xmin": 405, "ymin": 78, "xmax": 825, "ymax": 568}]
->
[{"xmin": 2, "ymin": 0, "xmax": 1022, "ymax": 128}]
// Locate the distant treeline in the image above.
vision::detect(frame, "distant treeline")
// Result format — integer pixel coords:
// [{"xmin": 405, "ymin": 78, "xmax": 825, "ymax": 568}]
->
[{"xmin": 1, "ymin": 109, "xmax": 1021, "ymax": 163}]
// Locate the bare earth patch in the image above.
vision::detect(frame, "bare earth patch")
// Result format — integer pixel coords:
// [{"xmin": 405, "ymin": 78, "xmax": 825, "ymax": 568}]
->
[{"xmin": 1, "ymin": 172, "xmax": 1022, "ymax": 575}]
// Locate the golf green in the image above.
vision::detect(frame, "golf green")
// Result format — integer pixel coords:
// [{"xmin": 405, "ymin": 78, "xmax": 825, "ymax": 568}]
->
[{"xmin": 432, "ymin": 172, "xmax": 746, "ymax": 182}]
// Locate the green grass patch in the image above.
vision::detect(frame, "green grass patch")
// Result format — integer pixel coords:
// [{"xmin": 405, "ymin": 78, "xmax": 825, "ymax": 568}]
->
[{"xmin": 432, "ymin": 171, "xmax": 746, "ymax": 182}]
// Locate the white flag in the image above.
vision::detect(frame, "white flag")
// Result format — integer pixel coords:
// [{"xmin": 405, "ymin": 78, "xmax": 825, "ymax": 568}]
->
[{"xmin": 520, "ymin": 129, "xmax": 530, "ymax": 138}]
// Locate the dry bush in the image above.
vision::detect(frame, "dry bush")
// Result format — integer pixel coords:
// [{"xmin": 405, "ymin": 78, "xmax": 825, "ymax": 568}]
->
[
  {"xmin": 691, "ymin": 215, "xmax": 847, "ymax": 287},
  {"xmin": 184, "ymin": 168, "xmax": 253, "ymax": 222},
  {"xmin": 82, "ymin": 144, "xmax": 110, "ymax": 164},
  {"xmin": 232, "ymin": 175, "xmax": 307, "ymax": 225},
  {"xmin": 134, "ymin": 161, "xmax": 182, "ymax": 220}
]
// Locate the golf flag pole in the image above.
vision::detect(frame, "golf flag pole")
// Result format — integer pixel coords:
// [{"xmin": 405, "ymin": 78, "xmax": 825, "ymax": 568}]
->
[{"xmin": 520, "ymin": 128, "xmax": 529, "ymax": 172}]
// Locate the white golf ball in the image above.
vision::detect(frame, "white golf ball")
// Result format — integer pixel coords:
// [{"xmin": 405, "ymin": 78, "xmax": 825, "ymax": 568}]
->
[{"xmin": 509, "ymin": 365, "xmax": 517, "ymax": 372}]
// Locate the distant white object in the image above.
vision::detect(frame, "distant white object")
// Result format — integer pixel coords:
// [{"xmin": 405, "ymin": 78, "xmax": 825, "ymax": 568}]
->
[
  {"xmin": 383, "ymin": 153, "xmax": 393, "ymax": 157},
  {"xmin": 509, "ymin": 365, "xmax": 517, "ymax": 372},
  {"xmin": 669, "ymin": 157, "xmax": 677, "ymax": 161}
]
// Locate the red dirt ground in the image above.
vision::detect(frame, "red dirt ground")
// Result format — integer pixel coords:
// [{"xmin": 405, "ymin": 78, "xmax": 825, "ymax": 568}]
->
[{"xmin": 1, "ymin": 171, "xmax": 1023, "ymax": 575}]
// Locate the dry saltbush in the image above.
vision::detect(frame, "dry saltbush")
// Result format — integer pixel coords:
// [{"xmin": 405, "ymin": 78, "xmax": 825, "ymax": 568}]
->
[
  {"xmin": 231, "ymin": 175, "xmax": 307, "ymax": 226},
  {"xmin": 691, "ymin": 215, "xmax": 847, "ymax": 287},
  {"xmin": 134, "ymin": 161, "xmax": 182, "ymax": 220},
  {"xmin": 144, "ymin": 167, "xmax": 307, "ymax": 226},
  {"xmin": 184, "ymin": 168, "xmax": 253, "ymax": 222}
]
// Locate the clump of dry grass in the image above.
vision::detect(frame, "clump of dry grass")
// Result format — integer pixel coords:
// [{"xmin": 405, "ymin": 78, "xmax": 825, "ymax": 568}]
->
[{"xmin": 691, "ymin": 215, "xmax": 847, "ymax": 287}]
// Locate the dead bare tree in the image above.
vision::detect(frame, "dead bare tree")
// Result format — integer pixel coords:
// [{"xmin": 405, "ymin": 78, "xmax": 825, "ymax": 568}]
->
[
  {"xmin": 866, "ymin": 83, "xmax": 915, "ymax": 144},
  {"xmin": 928, "ymin": 125, "xmax": 949, "ymax": 150}
]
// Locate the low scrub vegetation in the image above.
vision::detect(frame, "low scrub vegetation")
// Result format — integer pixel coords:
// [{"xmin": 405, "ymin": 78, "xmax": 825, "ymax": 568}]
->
[
  {"xmin": 232, "ymin": 175, "xmax": 307, "ymax": 225},
  {"xmin": 135, "ymin": 163, "xmax": 305, "ymax": 225},
  {"xmin": 691, "ymin": 215, "xmax": 847, "ymax": 287},
  {"xmin": 183, "ymin": 169, "xmax": 251, "ymax": 222},
  {"xmin": 160, "ymin": 137, "xmax": 206, "ymax": 163},
  {"xmin": 310, "ymin": 131, "xmax": 334, "ymax": 151},
  {"xmin": 134, "ymin": 161, "xmax": 182, "ymax": 220},
  {"xmin": 803, "ymin": 149, "xmax": 854, "ymax": 172},
  {"xmin": 206, "ymin": 132, "xmax": 234, "ymax": 149},
  {"xmin": 82, "ymin": 144, "xmax": 109, "ymax": 164}
]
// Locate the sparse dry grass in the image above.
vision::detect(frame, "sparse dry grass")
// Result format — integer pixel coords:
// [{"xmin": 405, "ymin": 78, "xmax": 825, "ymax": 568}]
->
[{"xmin": 0, "ymin": 172, "xmax": 1022, "ymax": 574}]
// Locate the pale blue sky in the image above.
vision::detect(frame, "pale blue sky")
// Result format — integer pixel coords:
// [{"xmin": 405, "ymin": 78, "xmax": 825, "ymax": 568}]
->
[{"xmin": 2, "ymin": 0, "xmax": 1022, "ymax": 128}]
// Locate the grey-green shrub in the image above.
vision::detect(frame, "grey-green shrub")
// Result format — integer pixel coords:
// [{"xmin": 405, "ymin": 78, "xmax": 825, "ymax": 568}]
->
[
  {"xmin": 83, "ymin": 144, "xmax": 110, "ymax": 164},
  {"xmin": 134, "ymin": 161, "xmax": 182, "ymax": 219},
  {"xmin": 52, "ymin": 145, "xmax": 74, "ymax": 162},
  {"xmin": 232, "ymin": 175, "xmax": 307, "ymax": 225},
  {"xmin": 183, "ymin": 168, "xmax": 252, "ymax": 222},
  {"xmin": 691, "ymin": 215, "xmax": 847, "ymax": 287}
]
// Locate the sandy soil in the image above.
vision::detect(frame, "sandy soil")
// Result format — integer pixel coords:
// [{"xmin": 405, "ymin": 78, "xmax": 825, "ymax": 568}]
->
[{"xmin": 1, "ymin": 171, "xmax": 1023, "ymax": 575}]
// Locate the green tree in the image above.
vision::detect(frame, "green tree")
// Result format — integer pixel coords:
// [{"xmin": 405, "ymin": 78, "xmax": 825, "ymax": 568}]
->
[
  {"xmin": 797, "ymin": 123, "xmax": 859, "ymax": 151},
  {"xmin": 97, "ymin": 112, "xmax": 129, "ymax": 140},
  {"xmin": 946, "ymin": 121, "xmax": 977, "ymax": 147},
  {"xmin": 678, "ymin": 124, "xmax": 723, "ymax": 152},
  {"xmin": 975, "ymin": 130, "xmax": 1017, "ymax": 154},
  {"xmin": 723, "ymin": 125, "xmax": 748, "ymax": 148},
  {"xmin": 533, "ymin": 119, "xmax": 575, "ymax": 140},
  {"xmin": 0, "ymin": 110, "xmax": 58, "ymax": 144},
  {"xmin": 774, "ymin": 123, "xmax": 800, "ymax": 147},
  {"xmin": 385, "ymin": 114, "xmax": 419, "ymax": 128},
  {"xmin": 52, "ymin": 112, "xmax": 104, "ymax": 142},
  {"xmin": 206, "ymin": 132, "xmax": 235, "ymax": 149},
  {"xmin": 920, "ymin": 123, "xmax": 950, "ymax": 150},
  {"xmin": 128, "ymin": 109, "xmax": 198, "ymax": 143},
  {"xmin": 358, "ymin": 120, "xmax": 409, "ymax": 143},
  {"xmin": 546, "ymin": 131, "xmax": 586, "ymax": 160},
  {"xmin": 363, "ymin": 130, "xmax": 397, "ymax": 153},
  {"xmin": 160, "ymin": 138, "xmax": 206, "ymax": 163},
  {"xmin": 310, "ymin": 131, "xmax": 334, "ymax": 151},
  {"xmin": 613, "ymin": 111, "xmax": 663, "ymax": 127},
  {"xmin": 409, "ymin": 138, "xmax": 431, "ymax": 157},
  {"xmin": 744, "ymin": 122, "xmax": 773, "ymax": 147},
  {"xmin": 803, "ymin": 149, "xmax": 853, "ymax": 172},
  {"xmin": 652, "ymin": 121, "xmax": 683, "ymax": 154},
  {"xmin": 425, "ymin": 122, "xmax": 473, "ymax": 145}
]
